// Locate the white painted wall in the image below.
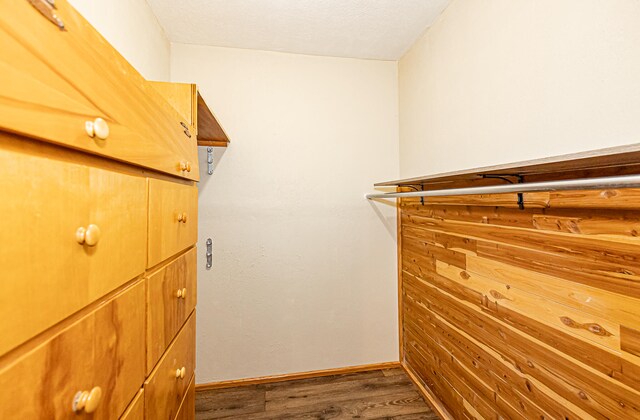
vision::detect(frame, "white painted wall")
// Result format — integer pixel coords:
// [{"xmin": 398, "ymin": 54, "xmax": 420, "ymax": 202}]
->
[
  {"xmin": 399, "ymin": 0, "xmax": 640, "ymax": 178},
  {"xmin": 171, "ymin": 44, "xmax": 400, "ymax": 383},
  {"xmin": 68, "ymin": 0, "xmax": 170, "ymax": 80}
]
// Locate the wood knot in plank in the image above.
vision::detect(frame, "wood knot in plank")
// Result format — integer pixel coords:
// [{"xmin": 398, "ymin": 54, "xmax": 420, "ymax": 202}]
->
[
  {"xmin": 560, "ymin": 316, "xmax": 613, "ymax": 336},
  {"xmin": 600, "ymin": 190, "xmax": 618, "ymax": 198},
  {"xmin": 489, "ymin": 290, "xmax": 508, "ymax": 300}
]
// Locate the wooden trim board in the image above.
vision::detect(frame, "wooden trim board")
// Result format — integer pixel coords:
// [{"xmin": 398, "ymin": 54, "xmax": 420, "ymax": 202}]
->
[
  {"xmin": 196, "ymin": 91, "xmax": 230, "ymax": 146},
  {"xmin": 375, "ymin": 142, "xmax": 640, "ymax": 187},
  {"xmin": 397, "ymin": 187, "xmax": 404, "ymax": 363},
  {"xmin": 195, "ymin": 361, "xmax": 401, "ymax": 391},
  {"xmin": 401, "ymin": 362, "xmax": 453, "ymax": 420}
]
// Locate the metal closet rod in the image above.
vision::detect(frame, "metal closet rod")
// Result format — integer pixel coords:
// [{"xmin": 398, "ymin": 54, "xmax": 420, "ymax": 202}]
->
[{"xmin": 365, "ymin": 174, "xmax": 640, "ymax": 199}]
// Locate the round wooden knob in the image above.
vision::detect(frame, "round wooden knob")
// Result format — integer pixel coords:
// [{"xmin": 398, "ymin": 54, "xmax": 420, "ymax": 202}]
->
[
  {"xmin": 181, "ymin": 288, "xmax": 187, "ymax": 299},
  {"xmin": 179, "ymin": 161, "xmax": 188, "ymax": 171},
  {"xmin": 186, "ymin": 162, "xmax": 192, "ymax": 172},
  {"xmin": 181, "ymin": 212, "xmax": 188, "ymax": 223},
  {"xmin": 72, "ymin": 386, "xmax": 102, "ymax": 413},
  {"xmin": 84, "ymin": 387, "xmax": 103, "ymax": 413},
  {"xmin": 177, "ymin": 213, "xmax": 184, "ymax": 222},
  {"xmin": 85, "ymin": 118, "xmax": 109, "ymax": 140},
  {"xmin": 76, "ymin": 224, "xmax": 101, "ymax": 246},
  {"xmin": 176, "ymin": 289, "xmax": 183, "ymax": 298}
]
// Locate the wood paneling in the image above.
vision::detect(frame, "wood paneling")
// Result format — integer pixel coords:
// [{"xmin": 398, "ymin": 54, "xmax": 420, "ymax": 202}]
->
[
  {"xmin": 399, "ymin": 189, "xmax": 640, "ymax": 419},
  {"xmin": 0, "ymin": 280, "xmax": 145, "ymax": 419}
]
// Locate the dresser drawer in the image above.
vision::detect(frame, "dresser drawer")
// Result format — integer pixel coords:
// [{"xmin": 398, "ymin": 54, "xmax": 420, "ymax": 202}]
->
[
  {"xmin": 147, "ymin": 248, "xmax": 198, "ymax": 373},
  {"xmin": 0, "ymin": 0, "xmax": 198, "ymax": 181},
  {"xmin": 174, "ymin": 374, "xmax": 196, "ymax": 420},
  {"xmin": 121, "ymin": 389, "xmax": 144, "ymax": 420},
  {"xmin": 0, "ymin": 280, "xmax": 145, "ymax": 419},
  {"xmin": 145, "ymin": 313, "xmax": 196, "ymax": 420},
  {"xmin": 0, "ymin": 142, "xmax": 147, "ymax": 355},
  {"xmin": 148, "ymin": 179, "xmax": 198, "ymax": 267}
]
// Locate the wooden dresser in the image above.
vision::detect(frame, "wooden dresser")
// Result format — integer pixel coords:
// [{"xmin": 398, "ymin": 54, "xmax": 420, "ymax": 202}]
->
[{"xmin": 0, "ymin": 1, "xmax": 209, "ymax": 418}]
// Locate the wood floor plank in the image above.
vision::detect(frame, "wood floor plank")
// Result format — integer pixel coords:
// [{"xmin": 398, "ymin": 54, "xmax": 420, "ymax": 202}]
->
[
  {"xmin": 243, "ymin": 391, "xmax": 431, "ymax": 420},
  {"xmin": 381, "ymin": 368, "xmax": 405, "ymax": 377},
  {"xmin": 195, "ymin": 370, "xmax": 438, "ymax": 420},
  {"xmin": 195, "ymin": 385, "xmax": 266, "ymax": 419},
  {"xmin": 263, "ymin": 369, "xmax": 386, "ymax": 391},
  {"xmin": 266, "ymin": 374, "xmax": 414, "ymax": 411}
]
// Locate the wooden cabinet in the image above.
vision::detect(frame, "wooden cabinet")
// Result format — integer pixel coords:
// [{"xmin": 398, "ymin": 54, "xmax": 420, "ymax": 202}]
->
[
  {"xmin": 147, "ymin": 248, "xmax": 198, "ymax": 373},
  {"xmin": 0, "ymin": 0, "xmax": 209, "ymax": 417},
  {"xmin": 145, "ymin": 314, "xmax": 196, "ymax": 420},
  {"xmin": 0, "ymin": 139, "xmax": 147, "ymax": 356},
  {"xmin": 0, "ymin": 281, "xmax": 145, "ymax": 419},
  {"xmin": 0, "ymin": 0, "xmax": 199, "ymax": 181},
  {"xmin": 150, "ymin": 81, "xmax": 230, "ymax": 147},
  {"xmin": 148, "ymin": 179, "xmax": 198, "ymax": 267},
  {"xmin": 121, "ymin": 389, "xmax": 145, "ymax": 420}
]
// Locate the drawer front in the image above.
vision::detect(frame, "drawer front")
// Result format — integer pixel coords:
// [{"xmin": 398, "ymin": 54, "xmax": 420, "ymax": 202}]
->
[
  {"xmin": 145, "ymin": 313, "xmax": 196, "ymax": 420},
  {"xmin": 87, "ymin": 166, "xmax": 147, "ymax": 299},
  {"xmin": 148, "ymin": 179, "xmax": 198, "ymax": 267},
  {"xmin": 121, "ymin": 389, "xmax": 144, "ymax": 420},
  {"xmin": 0, "ymin": 0, "xmax": 198, "ymax": 181},
  {"xmin": 0, "ymin": 280, "xmax": 146, "ymax": 419},
  {"xmin": 174, "ymin": 374, "xmax": 196, "ymax": 420},
  {"xmin": 0, "ymin": 142, "xmax": 146, "ymax": 355},
  {"xmin": 147, "ymin": 248, "xmax": 198, "ymax": 373}
]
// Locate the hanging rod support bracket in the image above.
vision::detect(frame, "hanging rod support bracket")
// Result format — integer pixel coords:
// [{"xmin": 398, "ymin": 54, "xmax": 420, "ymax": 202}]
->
[{"xmin": 481, "ymin": 174, "xmax": 525, "ymax": 210}]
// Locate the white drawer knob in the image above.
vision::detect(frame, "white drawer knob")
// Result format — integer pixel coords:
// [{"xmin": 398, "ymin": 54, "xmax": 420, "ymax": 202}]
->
[
  {"xmin": 85, "ymin": 118, "xmax": 109, "ymax": 140},
  {"xmin": 181, "ymin": 288, "xmax": 187, "ymax": 299},
  {"xmin": 72, "ymin": 386, "xmax": 102, "ymax": 413},
  {"xmin": 76, "ymin": 224, "xmax": 101, "ymax": 246},
  {"xmin": 175, "ymin": 367, "xmax": 186, "ymax": 379}
]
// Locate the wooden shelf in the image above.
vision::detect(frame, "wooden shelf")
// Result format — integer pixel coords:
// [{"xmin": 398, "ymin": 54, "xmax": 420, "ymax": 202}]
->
[
  {"xmin": 149, "ymin": 81, "xmax": 230, "ymax": 147},
  {"xmin": 377, "ymin": 143, "xmax": 640, "ymax": 189}
]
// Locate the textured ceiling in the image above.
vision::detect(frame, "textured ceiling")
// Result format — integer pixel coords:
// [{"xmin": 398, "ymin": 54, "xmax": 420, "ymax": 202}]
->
[{"xmin": 147, "ymin": 0, "xmax": 451, "ymax": 60}]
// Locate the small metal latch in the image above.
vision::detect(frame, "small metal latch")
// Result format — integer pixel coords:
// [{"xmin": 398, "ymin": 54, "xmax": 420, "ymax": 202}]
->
[
  {"xmin": 205, "ymin": 238, "xmax": 213, "ymax": 270},
  {"xmin": 28, "ymin": 0, "xmax": 65, "ymax": 30},
  {"xmin": 207, "ymin": 147, "xmax": 214, "ymax": 175},
  {"xmin": 180, "ymin": 122, "xmax": 191, "ymax": 138}
]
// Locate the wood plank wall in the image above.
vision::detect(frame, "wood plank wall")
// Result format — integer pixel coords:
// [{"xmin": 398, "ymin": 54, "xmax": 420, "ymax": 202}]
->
[{"xmin": 399, "ymin": 189, "xmax": 640, "ymax": 419}]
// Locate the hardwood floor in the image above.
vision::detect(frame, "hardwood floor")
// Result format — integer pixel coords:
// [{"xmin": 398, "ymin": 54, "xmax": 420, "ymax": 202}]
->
[{"xmin": 195, "ymin": 368, "xmax": 439, "ymax": 419}]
